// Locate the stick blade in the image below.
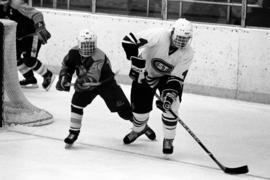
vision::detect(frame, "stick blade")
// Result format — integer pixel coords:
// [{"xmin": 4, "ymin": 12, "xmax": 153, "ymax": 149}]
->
[
  {"xmin": 65, "ymin": 143, "xmax": 73, "ymax": 149},
  {"xmin": 224, "ymin": 165, "xmax": 249, "ymax": 174}
]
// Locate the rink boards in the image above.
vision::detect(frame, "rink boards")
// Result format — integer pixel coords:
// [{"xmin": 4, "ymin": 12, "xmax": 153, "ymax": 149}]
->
[{"xmin": 38, "ymin": 9, "xmax": 270, "ymax": 104}]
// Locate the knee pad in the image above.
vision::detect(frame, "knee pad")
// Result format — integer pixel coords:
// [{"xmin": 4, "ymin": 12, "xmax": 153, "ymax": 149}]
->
[{"xmin": 133, "ymin": 112, "xmax": 150, "ymax": 122}]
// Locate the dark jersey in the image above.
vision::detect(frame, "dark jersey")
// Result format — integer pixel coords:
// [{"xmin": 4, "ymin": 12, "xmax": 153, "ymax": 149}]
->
[
  {"xmin": 5, "ymin": 5, "xmax": 35, "ymax": 38},
  {"xmin": 0, "ymin": 4, "xmax": 6, "ymax": 18},
  {"xmin": 60, "ymin": 46, "xmax": 115, "ymax": 89},
  {"xmin": 0, "ymin": 1, "xmax": 44, "ymax": 38}
]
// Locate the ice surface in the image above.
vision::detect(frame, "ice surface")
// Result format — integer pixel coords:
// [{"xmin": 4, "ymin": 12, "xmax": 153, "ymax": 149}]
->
[{"xmin": 1, "ymin": 76, "xmax": 270, "ymax": 180}]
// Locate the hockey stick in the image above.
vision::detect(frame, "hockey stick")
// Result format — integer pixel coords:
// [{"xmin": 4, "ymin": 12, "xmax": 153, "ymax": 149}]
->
[
  {"xmin": 69, "ymin": 70, "xmax": 120, "ymax": 87},
  {"xmin": 17, "ymin": 32, "xmax": 37, "ymax": 41},
  {"xmin": 154, "ymin": 93, "xmax": 249, "ymax": 175}
]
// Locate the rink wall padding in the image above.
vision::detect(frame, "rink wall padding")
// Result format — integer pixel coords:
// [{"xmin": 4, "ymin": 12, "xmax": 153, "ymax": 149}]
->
[
  {"xmin": 0, "ymin": 21, "xmax": 4, "ymax": 127},
  {"xmin": 39, "ymin": 9, "xmax": 270, "ymax": 104}
]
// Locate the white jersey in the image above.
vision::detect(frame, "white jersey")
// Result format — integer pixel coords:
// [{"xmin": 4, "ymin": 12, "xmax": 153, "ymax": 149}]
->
[{"xmin": 136, "ymin": 28, "xmax": 194, "ymax": 81}]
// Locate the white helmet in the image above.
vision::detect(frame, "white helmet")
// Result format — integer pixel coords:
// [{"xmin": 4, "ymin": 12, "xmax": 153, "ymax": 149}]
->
[
  {"xmin": 171, "ymin": 18, "xmax": 193, "ymax": 48},
  {"xmin": 77, "ymin": 29, "xmax": 97, "ymax": 57}
]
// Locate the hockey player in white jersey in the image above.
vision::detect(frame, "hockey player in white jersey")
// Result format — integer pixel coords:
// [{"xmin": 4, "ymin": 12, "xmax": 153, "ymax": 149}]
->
[{"xmin": 121, "ymin": 18, "xmax": 194, "ymax": 154}]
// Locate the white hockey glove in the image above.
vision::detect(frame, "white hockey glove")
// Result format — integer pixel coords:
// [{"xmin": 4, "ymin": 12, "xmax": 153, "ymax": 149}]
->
[
  {"xmin": 156, "ymin": 90, "xmax": 178, "ymax": 112},
  {"xmin": 129, "ymin": 56, "xmax": 146, "ymax": 83}
]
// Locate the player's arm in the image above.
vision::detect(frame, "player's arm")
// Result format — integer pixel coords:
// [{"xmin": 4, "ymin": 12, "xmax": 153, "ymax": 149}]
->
[
  {"xmin": 121, "ymin": 32, "xmax": 148, "ymax": 82},
  {"xmin": 56, "ymin": 53, "xmax": 75, "ymax": 92},
  {"xmin": 156, "ymin": 75, "xmax": 184, "ymax": 112},
  {"xmin": 121, "ymin": 32, "xmax": 148, "ymax": 60},
  {"xmin": 156, "ymin": 55, "xmax": 193, "ymax": 112},
  {"xmin": 99, "ymin": 55, "xmax": 115, "ymax": 81},
  {"xmin": 10, "ymin": 0, "xmax": 51, "ymax": 44}
]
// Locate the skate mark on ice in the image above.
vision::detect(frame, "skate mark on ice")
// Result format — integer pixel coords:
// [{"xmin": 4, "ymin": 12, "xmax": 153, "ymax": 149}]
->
[{"xmin": 8, "ymin": 129, "xmax": 269, "ymax": 180}]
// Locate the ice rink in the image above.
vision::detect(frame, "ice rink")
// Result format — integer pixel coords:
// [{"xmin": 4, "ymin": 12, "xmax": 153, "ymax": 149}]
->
[{"xmin": 1, "ymin": 76, "xmax": 270, "ymax": 180}]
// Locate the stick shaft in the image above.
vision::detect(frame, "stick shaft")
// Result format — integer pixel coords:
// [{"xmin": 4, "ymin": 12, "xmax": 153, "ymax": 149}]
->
[{"xmin": 154, "ymin": 93, "xmax": 246, "ymax": 173}]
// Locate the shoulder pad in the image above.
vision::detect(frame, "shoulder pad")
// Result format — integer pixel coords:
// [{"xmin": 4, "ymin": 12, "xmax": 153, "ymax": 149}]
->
[
  {"xmin": 91, "ymin": 48, "xmax": 106, "ymax": 61},
  {"xmin": 67, "ymin": 47, "xmax": 81, "ymax": 61},
  {"xmin": 71, "ymin": 45, "xmax": 79, "ymax": 51},
  {"xmin": 69, "ymin": 46, "xmax": 80, "ymax": 55}
]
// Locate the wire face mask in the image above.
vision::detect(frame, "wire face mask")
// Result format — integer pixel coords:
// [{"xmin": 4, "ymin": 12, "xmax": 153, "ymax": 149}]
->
[
  {"xmin": 172, "ymin": 35, "xmax": 191, "ymax": 49},
  {"xmin": 77, "ymin": 29, "xmax": 97, "ymax": 57},
  {"xmin": 171, "ymin": 18, "xmax": 193, "ymax": 49}
]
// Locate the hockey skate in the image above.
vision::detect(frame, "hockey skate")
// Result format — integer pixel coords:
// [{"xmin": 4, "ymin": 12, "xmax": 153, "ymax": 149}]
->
[
  {"xmin": 163, "ymin": 139, "xmax": 174, "ymax": 154},
  {"xmin": 123, "ymin": 125, "xmax": 156, "ymax": 144},
  {"xmin": 64, "ymin": 130, "xmax": 80, "ymax": 149},
  {"xmin": 20, "ymin": 77, "xmax": 38, "ymax": 88},
  {"xmin": 42, "ymin": 71, "xmax": 56, "ymax": 91}
]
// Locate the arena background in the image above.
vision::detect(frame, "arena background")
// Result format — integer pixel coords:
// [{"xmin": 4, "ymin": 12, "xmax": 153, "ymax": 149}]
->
[{"xmin": 37, "ymin": 9, "xmax": 270, "ymax": 104}]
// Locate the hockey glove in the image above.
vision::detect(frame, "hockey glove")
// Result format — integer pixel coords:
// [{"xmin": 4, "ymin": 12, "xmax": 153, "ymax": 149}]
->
[
  {"xmin": 56, "ymin": 75, "xmax": 71, "ymax": 91},
  {"xmin": 129, "ymin": 56, "xmax": 146, "ymax": 83},
  {"xmin": 122, "ymin": 33, "xmax": 139, "ymax": 60},
  {"xmin": 74, "ymin": 75, "xmax": 97, "ymax": 92},
  {"xmin": 156, "ymin": 90, "xmax": 177, "ymax": 112},
  {"xmin": 35, "ymin": 22, "xmax": 51, "ymax": 44},
  {"xmin": 122, "ymin": 33, "xmax": 148, "ymax": 60}
]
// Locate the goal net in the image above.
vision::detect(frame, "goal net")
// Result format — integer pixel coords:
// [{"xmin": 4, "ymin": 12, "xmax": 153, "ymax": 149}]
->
[{"xmin": 0, "ymin": 19, "xmax": 53, "ymax": 127}]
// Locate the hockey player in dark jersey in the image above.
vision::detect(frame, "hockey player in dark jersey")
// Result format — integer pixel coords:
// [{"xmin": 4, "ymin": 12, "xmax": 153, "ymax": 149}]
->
[
  {"xmin": 0, "ymin": 0, "xmax": 55, "ymax": 90},
  {"xmin": 56, "ymin": 29, "xmax": 156, "ymax": 148},
  {"xmin": 121, "ymin": 18, "xmax": 194, "ymax": 154}
]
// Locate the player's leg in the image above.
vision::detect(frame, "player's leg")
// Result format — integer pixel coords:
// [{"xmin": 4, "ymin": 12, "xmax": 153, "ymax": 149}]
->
[
  {"xmin": 64, "ymin": 91, "xmax": 97, "ymax": 148},
  {"xmin": 161, "ymin": 99, "xmax": 180, "ymax": 154},
  {"xmin": 30, "ymin": 36, "xmax": 55, "ymax": 90},
  {"xmin": 123, "ymin": 112, "xmax": 156, "ymax": 144},
  {"xmin": 99, "ymin": 81, "xmax": 156, "ymax": 142},
  {"xmin": 99, "ymin": 81, "xmax": 133, "ymax": 122},
  {"xmin": 123, "ymin": 81, "xmax": 156, "ymax": 144},
  {"xmin": 158, "ymin": 79, "xmax": 183, "ymax": 154},
  {"xmin": 18, "ymin": 36, "xmax": 55, "ymax": 90},
  {"xmin": 17, "ymin": 60, "xmax": 38, "ymax": 88},
  {"xmin": 16, "ymin": 38, "xmax": 38, "ymax": 88}
]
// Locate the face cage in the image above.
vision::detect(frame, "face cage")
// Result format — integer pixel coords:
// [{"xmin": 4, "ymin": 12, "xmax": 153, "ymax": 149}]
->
[
  {"xmin": 172, "ymin": 36, "xmax": 191, "ymax": 49},
  {"xmin": 79, "ymin": 41, "xmax": 96, "ymax": 57}
]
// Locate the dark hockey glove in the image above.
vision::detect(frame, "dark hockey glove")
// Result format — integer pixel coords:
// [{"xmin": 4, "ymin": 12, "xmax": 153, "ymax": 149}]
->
[
  {"xmin": 35, "ymin": 22, "xmax": 51, "ymax": 44},
  {"xmin": 129, "ymin": 56, "xmax": 146, "ymax": 83},
  {"xmin": 122, "ymin": 33, "xmax": 148, "ymax": 60},
  {"xmin": 56, "ymin": 75, "xmax": 71, "ymax": 92},
  {"xmin": 122, "ymin": 33, "xmax": 139, "ymax": 60},
  {"xmin": 156, "ymin": 90, "xmax": 177, "ymax": 112}
]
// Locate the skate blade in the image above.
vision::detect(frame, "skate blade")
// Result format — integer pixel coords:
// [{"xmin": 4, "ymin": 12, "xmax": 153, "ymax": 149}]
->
[
  {"xmin": 162, "ymin": 154, "xmax": 172, "ymax": 160},
  {"xmin": 65, "ymin": 143, "xmax": 73, "ymax": 149},
  {"xmin": 44, "ymin": 74, "xmax": 56, "ymax": 91},
  {"xmin": 20, "ymin": 84, "xmax": 39, "ymax": 89}
]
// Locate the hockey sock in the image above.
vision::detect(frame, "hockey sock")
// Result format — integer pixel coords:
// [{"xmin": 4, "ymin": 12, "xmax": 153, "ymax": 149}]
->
[
  {"xmin": 21, "ymin": 69, "xmax": 36, "ymax": 80},
  {"xmin": 18, "ymin": 63, "xmax": 32, "ymax": 76},
  {"xmin": 32, "ymin": 60, "xmax": 49, "ymax": 76},
  {"xmin": 162, "ymin": 112, "xmax": 177, "ymax": 139},
  {"xmin": 132, "ymin": 113, "xmax": 149, "ymax": 132},
  {"xmin": 70, "ymin": 104, "xmax": 84, "ymax": 131}
]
